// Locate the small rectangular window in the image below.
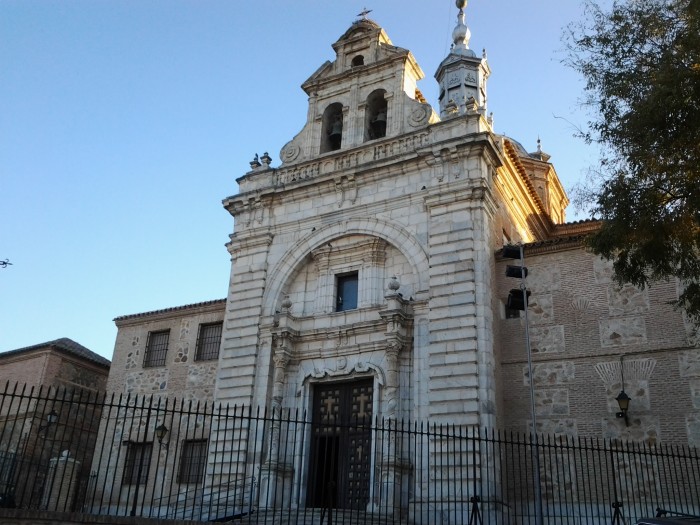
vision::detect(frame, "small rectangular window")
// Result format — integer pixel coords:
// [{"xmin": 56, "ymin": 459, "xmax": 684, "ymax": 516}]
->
[
  {"xmin": 195, "ymin": 322, "xmax": 223, "ymax": 361},
  {"xmin": 178, "ymin": 439, "xmax": 208, "ymax": 484},
  {"xmin": 144, "ymin": 330, "xmax": 169, "ymax": 367},
  {"xmin": 336, "ymin": 272, "xmax": 358, "ymax": 312},
  {"xmin": 123, "ymin": 442, "xmax": 152, "ymax": 485}
]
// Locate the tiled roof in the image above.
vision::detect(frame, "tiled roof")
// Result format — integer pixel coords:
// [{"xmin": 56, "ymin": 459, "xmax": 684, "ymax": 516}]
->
[
  {"xmin": 0, "ymin": 338, "xmax": 110, "ymax": 368},
  {"xmin": 113, "ymin": 298, "xmax": 226, "ymax": 322},
  {"xmin": 497, "ymin": 234, "xmax": 594, "ymax": 258}
]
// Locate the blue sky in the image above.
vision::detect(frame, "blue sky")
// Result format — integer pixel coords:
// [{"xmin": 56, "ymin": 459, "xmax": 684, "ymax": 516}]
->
[{"xmin": 1, "ymin": 1, "xmax": 598, "ymax": 360}]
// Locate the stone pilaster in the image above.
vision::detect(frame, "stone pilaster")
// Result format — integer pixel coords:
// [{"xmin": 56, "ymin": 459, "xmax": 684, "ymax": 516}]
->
[
  {"xmin": 209, "ymin": 231, "xmax": 272, "ymax": 491},
  {"xmin": 259, "ymin": 335, "xmax": 294, "ymax": 509},
  {"xmin": 424, "ymin": 167, "xmax": 495, "ymax": 426}
]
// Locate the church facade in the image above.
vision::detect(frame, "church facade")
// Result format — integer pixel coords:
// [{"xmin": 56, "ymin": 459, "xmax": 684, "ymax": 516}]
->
[{"xmin": 99, "ymin": 3, "xmax": 700, "ymax": 521}]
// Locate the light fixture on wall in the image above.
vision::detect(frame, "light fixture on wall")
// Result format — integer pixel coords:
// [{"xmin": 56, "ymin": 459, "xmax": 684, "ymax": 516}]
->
[
  {"xmin": 155, "ymin": 423, "xmax": 169, "ymax": 448},
  {"xmin": 38, "ymin": 409, "xmax": 58, "ymax": 434},
  {"xmin": 615, "ymin": 355, "xmax": 631, "ymax": 426}
]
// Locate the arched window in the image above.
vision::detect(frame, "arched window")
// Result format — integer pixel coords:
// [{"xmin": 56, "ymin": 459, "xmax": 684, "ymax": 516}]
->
[
  {"xmin": 321, "ymin": 103, "xmax": 344, "ymax": 153},
  {"xmin": 364, "ymin": 89, "xmax": 388, "ymax": 142},
  {"xmin": 351, "ymin": 55, "xmax": 364, "ymax": 67}
]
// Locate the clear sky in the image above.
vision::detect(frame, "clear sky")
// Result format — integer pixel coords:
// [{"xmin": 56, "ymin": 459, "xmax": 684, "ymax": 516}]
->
[{"xmin": 1, "ymin": 1, "xmax": 599, "ymax": 360}]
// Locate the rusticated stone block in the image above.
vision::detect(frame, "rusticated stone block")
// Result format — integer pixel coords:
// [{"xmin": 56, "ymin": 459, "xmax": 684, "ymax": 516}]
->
[
  {"xmin": 530, "ymin": 325, "xmax": 565, "ymax": 354},
  {"xmin": 607, "ymin": 283, "xmax": 649, "ymax": 316},
  {"xmin": 680, "ymin": 350, "xmax": 700, "ymax": 377},
  {"xmin": 688, "ymin": 413, "xmax": 700, "ymax": 448},
  {"xmin": 527, "ymin": 263, "xmax": 561, "ymax": 294},
  {"xmin": 534, "ymin": 418, "xmax": 577, "ymax": 438},
  {"xmin": 691, "ymin": 380, "xmax": 700, "ymax": 409},
  {"xmin": 602, "ymin": 415, "xmax": 659, "ymax": 445},
  {"xmin": 593, "ymin": 256, "xmax": 614, "ymax": 284},
  {"xmin": 599, "ymin": 316, "xmax": 647, "ymax": 347},
  {"xmin": 528, "ymin": 294, "xmax": 553, "ymax": 325},
  {"xmin": 534, "ymin": 388, "xmax": 569, "ymax": 416},
  {"xmin": 524, "ymin": 362, "xmax": 575, "ymax": 386}
]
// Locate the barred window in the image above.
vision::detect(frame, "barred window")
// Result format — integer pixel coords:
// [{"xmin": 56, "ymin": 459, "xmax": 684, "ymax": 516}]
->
[
  {"xmin": 123, "ymin": 442, "xmax": 152, "ymax": 485},
  {"xmin": 178, "ymin": 439, "xmax": 208, "ymax": 484},
  {"xmin": 195, "ymin": 322, "xmax": 222, "ymax": 361},
  {"xmin": 144, "ymin": 330, "xmax": 169, "ymax": 367}
]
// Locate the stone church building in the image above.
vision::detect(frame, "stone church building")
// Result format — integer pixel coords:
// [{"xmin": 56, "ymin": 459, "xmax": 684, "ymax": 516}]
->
[{"xmin": 102, "ymin": 3, "xmax": 700, "ymax": 520}]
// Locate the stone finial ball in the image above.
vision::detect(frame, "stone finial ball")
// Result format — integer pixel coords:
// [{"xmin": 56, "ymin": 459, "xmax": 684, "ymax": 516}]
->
[
  {"xmin": 456, "ymin": 0, "xmax": 467, "ymax": 9},
  {"xmin": 388, "ymin": 276, "xmax": 401, "ymax": 291}
]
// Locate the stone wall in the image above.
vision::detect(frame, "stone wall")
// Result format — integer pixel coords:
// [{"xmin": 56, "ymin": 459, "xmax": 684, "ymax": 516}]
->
[
  {"xmin": 109, "ymin": 300, "xmax": 225, "ymax": 400},
  {"xmin": 497, "ymin": 247, "xmax": 698, "ymax": 446}
]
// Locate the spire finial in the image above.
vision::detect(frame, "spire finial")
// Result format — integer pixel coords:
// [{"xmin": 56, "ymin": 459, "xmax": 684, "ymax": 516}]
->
[
  {"xmin": 357, "ymin": 7, "xmax": 372, "ymax": 20},
  {"xmin": 452, "ymin": 0, "xmax": 471, "ymax": 53},
  {"xmin": 537, "ymin": 136, "xmax": 542, "ymax": 153}
]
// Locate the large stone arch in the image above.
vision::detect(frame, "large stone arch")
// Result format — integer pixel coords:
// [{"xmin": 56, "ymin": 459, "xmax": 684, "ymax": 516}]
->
[{"xmin": 262, "ymin": 218, "xmax": 429, "ymax": 317}]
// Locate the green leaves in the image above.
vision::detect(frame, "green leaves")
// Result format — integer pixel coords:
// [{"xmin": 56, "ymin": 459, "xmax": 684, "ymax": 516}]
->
[{"xmin": 568, "ymin": 0, "xmax": 700, "ymax": 320}]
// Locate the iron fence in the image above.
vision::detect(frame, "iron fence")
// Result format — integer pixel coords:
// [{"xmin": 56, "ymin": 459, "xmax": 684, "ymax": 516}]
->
[{"xmin": 0, "ymin": 382, "xmax": 698, "ymax": 524}]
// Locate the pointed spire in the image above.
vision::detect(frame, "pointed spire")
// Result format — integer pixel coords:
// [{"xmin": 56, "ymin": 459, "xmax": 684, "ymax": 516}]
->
[{"xmin": 452, "ymin": 0, "xmax": 473, "ymax": 56}]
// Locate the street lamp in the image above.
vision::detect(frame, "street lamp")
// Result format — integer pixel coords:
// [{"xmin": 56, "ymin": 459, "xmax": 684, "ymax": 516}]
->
[
  {"xmin": 38, "ymin": 409, "xmax": 58, "ymax": 434},
  {"xmin": 155, "ymin": 423, "xmax": 169, "ymax": 447},
  {"xmin": 615, "ymin": 390, "xmax": 631, "ymax": 426},
  {"xmin": 615, "ymin": 357, "xmax": 631, "ymax": 426}
]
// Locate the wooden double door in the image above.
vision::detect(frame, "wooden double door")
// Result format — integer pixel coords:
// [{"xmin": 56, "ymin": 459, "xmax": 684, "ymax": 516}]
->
[{"xmin": 307, "ymin": 378, "xmax": 373, "ymax": 510}]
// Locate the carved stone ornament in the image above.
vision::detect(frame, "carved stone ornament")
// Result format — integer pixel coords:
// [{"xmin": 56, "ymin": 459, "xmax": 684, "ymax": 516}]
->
[
  {"xmin": 280, "ymin": 142, "xmax": 301, "ymax": 163},
  {"xmin": 409, "ymin": 106, "xmax": 429, "ymax": 127}
]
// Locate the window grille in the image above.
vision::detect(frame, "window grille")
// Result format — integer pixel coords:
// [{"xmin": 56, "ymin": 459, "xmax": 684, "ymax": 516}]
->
[
  {"xmin": 123, "ymin": 442, "xmax": 152, "ymax": 485},
  {"xmin": 336, "ymin": 272, "xmax": 359, "ymax": 312},
  {"xmin": 143, "ymin": 330, "xmax": 169, "ymax": 367},
  {"xmin": 178, "ymin": 439, "xmax": 208, "ymax": 484},
  {"xmin": 195, "ymin": 322, "xmax": 223, "ymax": 361}
]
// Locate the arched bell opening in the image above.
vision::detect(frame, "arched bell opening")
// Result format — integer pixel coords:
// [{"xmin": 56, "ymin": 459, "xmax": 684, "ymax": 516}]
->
[
  {"xmin": 364, "ymin": 89, "xmax": 388, "ymax": 142},
  {"xmin": 321, "ymin": 103, "xmax": 344, "ymax": 153},
  {"xmin": 351, "ymin": 55, "xmax": 364, "ymax": 67}
]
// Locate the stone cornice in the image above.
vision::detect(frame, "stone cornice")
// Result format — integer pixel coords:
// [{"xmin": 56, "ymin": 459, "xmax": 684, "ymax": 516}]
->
[{"xmin": 225, "ymin": 122, "xmax": 499, "ymax": 220}]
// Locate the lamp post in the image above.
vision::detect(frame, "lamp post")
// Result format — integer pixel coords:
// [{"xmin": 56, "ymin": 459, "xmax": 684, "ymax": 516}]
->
[{"xmin": 503, "ymin": 243, "xmax": 543, "ymax": 525}]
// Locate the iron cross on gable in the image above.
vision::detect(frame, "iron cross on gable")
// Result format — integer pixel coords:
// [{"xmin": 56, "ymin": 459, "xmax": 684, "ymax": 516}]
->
[{"xmin": 357, "ymin": 7, "xmax": 372, "ymax": 19}]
